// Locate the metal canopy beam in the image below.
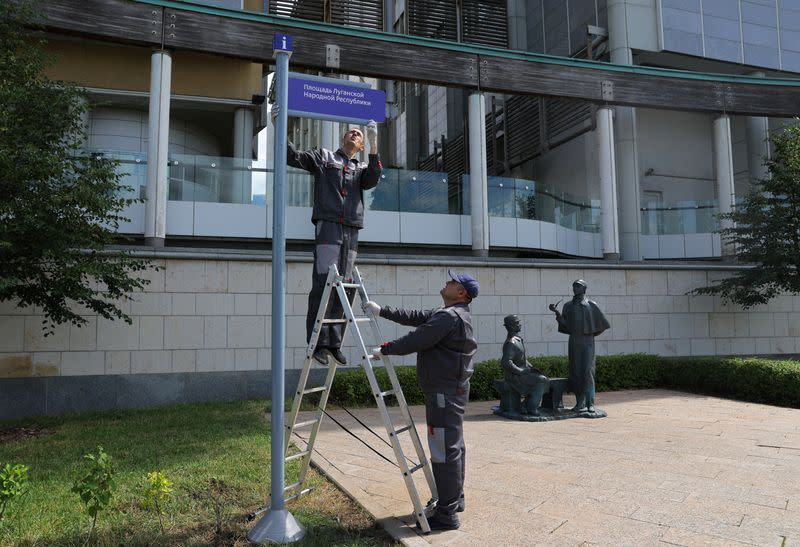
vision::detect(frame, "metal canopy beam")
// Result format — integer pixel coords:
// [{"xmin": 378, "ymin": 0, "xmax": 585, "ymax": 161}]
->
[{"xmin": 33, "ymin": 0, "xmax": 800, "ymax": 117}]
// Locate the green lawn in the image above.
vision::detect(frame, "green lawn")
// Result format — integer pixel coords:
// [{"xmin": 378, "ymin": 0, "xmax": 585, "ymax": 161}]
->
[{"xmin": 0, "ymin": 400, "xmax": 397, "ymax": 546}]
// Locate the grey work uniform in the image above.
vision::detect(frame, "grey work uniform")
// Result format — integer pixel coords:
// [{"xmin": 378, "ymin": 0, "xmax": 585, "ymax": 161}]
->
[
  {"xmin": 287, "ymin": 143, "xmax": 381, "ymax": 348},
  {"xmin": 378, "ymin": 303, "xmax": 477, "ymax": 522}
]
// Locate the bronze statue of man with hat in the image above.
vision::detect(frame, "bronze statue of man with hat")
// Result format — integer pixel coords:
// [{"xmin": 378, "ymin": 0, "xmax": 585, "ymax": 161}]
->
[{"xmin": 549, "ymin": 280, "xmax": 610, "ymax": 413}]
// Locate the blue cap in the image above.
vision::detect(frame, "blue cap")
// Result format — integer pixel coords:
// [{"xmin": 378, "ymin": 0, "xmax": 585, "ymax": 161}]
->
[{"xmin": 448, "ymin": 269, "xmax": 479, "ymax": 299}]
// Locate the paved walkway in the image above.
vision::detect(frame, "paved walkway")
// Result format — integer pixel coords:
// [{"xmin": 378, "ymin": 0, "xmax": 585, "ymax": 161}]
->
[{"xmin": 306, "ymin": 390, "xmax": 800, "ymax": 546}]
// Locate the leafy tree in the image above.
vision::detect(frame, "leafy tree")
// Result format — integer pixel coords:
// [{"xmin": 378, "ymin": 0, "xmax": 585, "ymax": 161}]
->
[
  {"xmin": 0, "ymin": 1, "xmax": 153, "ymax": 334},
  {"xmin": 691, "ymin": 122, "xmax": 800, "ymax": 308}
]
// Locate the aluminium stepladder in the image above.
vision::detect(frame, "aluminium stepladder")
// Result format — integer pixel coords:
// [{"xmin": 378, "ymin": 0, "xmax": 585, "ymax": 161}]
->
[{"xmin": 282, "ymin": 263, "xmax": 438, "ymax": 533}]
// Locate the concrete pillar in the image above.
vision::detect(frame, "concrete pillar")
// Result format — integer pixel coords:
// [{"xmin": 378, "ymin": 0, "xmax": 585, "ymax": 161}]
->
[
  {"xmin": 714, "ymin": 114, "xmax": 736, "ymax": 258},
  {"xmin": 745, "ymin": 72, "xmax": 770, "ymax": 187},
  {"xmin": 232, "ymin": 107, "xmax": 254, "ymax": 204},
  {"xmin": 597, "ymin": 106, "xmax": 620, "ymax": 260},
  {"xmin": 608, "ymin": 0, "xmax": 642, "ymax": 260},
  {"xmin": 468, "ymin": 91, "xmax": 489, "ymax": 256},
  {"xmin": 145, "ymin": 50, "xmax": 171, "ymax": 247},
  {"xmin": 507, "ymin": 0, "xmax": 527, "ymax": 50}
]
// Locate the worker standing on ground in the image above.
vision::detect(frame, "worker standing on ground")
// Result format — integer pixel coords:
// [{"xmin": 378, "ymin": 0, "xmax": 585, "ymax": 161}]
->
[{"xmin": 364, "ymin": 270, "xmax": 479, "ymax": 531}]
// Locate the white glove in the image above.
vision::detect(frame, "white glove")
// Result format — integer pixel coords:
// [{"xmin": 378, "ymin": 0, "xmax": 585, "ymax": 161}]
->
[
  {"xmin": 371, "ymin": 347, "xmax": 384, "ymax": 360},
  {"xmin": 363, "ymin": 301, "xmax": 381, "ymax": 315},
  {"xmin": 366, "ymin": 120, "xmax": 378, "ymax": 152}
]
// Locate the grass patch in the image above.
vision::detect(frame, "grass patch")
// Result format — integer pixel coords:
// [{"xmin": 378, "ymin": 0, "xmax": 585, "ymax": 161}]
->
[{"xmin": 0, "ymin": 400, "xmax": 397, "ymax": 546}]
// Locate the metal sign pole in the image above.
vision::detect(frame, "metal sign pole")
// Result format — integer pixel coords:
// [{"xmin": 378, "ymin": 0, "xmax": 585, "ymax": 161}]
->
[{"xmin": 248, "ymin": 32, "xmax": 305, "ymax": 545}]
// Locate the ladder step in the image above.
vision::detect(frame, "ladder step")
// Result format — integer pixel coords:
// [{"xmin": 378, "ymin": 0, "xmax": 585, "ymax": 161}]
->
[
  {"xmin": 404, "ymin": 463, "xmax": 425, "ymax": 476},
  {"xmin": 390, "ymin": 425, "xmax": 412, "ymax": 437},
  {"xmin": 285, "ymin": 487, "xmax": 313, "ymax": 503},
  {"xmin": 320, "ymin": 317, "xmax": 370, "ymax": 325},
  {"xmin": 285, "ymin": 450, "xmax": 311, "ymax": 463},
  {"xmin": 290, "ymin": 418, "xmax": 319, "ymax": 429},
  {"xmin": 302, "ymin": 386, "xmax": 327, "ymax": 395},
  {"xmin": 339, "ymin": 282, "xmax": 361, "ymax": 289},
  {"xmin": 284, "ymin": 481, "xmax": 302, "ymax": 492},
  {"xmin": 378, "ymin": 389, "xmax": 395, "ymax": 398}
]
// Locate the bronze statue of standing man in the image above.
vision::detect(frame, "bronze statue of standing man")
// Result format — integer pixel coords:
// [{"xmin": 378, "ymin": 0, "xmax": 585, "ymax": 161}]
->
[{"xmin": 549, "ymin": 280, "xmax": 610, "ymax": 413}]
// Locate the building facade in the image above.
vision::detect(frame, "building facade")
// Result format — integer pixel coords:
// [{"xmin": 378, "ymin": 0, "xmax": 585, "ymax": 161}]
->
[{"xmin": 2, "ymin": 0, "xmax": 800, "ymax": 417}]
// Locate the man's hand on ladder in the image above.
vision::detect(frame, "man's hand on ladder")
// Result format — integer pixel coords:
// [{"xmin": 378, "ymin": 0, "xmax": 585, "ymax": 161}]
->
[
  {"xmin": 363, "ymin": 301, "xmax": 381, "ymax": 315},
  {"xmin": 370, "ymin": 347, "xmax": 384, "ymax": 360}
]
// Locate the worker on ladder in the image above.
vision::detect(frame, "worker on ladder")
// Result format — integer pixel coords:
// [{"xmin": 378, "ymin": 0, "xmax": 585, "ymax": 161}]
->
[
  {"xmin": 366, "ymin": 270, "xmax": 479, "ymax": 531},
  {"xmin": 274, "ymin": 109, "xmax": 382, "ymax": 366}
]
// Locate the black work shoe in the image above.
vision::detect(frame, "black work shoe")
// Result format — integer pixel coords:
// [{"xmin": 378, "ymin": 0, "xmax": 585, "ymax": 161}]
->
[
  {"xmin": 417, "ymin": 513, "xmax": 460, "ymax": 533},
  {"xmin": 327, "ymin": 347, "xmax": 347, "ymax": 365},
  {"xmin": 312, "ymin": 349, "xmax": 329, "ymax": 366}
]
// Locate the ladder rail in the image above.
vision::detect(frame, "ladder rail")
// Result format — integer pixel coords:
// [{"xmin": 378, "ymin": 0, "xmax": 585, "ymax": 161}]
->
[
  {"xmin": 334, "ymin": 278, "xmax": 434, "ymax": 533},
  {"xmin": 294, "ymin": 360, "xmax": 338, "ymax": 488},
  {"xmin": 281, "ymin": 263, "xmax": 437, "ymax": 533},
  {"xmin": 353, "ymin": 267, "xmax": 439, "ymax": 503},
  {"xmin": 283, "ymin": 266, "xmax": 339, "ymax": 455}
]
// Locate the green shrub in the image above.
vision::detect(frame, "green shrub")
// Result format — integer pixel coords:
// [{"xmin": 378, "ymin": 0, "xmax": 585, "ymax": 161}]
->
[
  {"xmin": 321, "ymin": 355, "xmax": 800, "ymax": 410},
  {"xmin": 329, "ymin": 365, "xmax": 423, "ymax": 407},
  {"xmin": 660, "ymin": 357, "xmax": 800, "ymax": 408},
  {"xmin": 468, "ymin": 360, "xmax": 502, "ymax": 400},
  {"xmin": 0, "ymin": 463, "xmax": 29, "ymax": 521},
  {"xmin": 72, "ymin": 446, "xmax": 115, "ymax": 543},
  {"xmin": 595, "ymin": 354, "xmax": 662, "ymax": 391}
]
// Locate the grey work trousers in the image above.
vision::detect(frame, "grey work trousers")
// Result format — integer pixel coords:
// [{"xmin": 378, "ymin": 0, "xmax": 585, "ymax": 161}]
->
[
  {"xmin": 306, "ymin": 220, "xmax": 359, "ymax": 348},
  {"xmin": 425, "ymin": 389, "xmax": 468, "ymax": 519}
]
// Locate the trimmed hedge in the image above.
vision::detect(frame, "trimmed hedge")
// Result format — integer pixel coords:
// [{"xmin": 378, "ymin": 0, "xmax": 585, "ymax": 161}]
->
[
  {"xmin": 660, "ymin": 356, "xmax": 800, "ymax": 408},
  {"xmin": 325, "ymin": 354, "xmax": 800, "ymax": 409}
]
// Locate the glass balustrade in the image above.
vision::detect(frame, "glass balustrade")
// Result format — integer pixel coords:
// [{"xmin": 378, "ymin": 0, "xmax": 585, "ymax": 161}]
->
[
  {"xmin": 167, "ymin": 154, "xmax": 272, "ymax": 204},
  {"xmin": 364, "ymin": 169, "xmax": 462, "ymax": 214},
  {"xmin": 89, "ymin": 150, "xmax": 147, "ymax": 200},
  {"xmin": 640, "ymin": 200, "xmax": 719, "ymax": 235},
  {"xmin": 91, "ymin": 151, "xmax": 603, "ymax": 234},
  {"xmin": 474, "ymin": 175, "xmax": 600, "ymax": 233}
]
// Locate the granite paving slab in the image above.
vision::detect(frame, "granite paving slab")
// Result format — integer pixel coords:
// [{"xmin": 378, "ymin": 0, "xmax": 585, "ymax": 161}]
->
[{"xmin": 303, "ymin": 390, "xmax": 800, "ymax": 546}]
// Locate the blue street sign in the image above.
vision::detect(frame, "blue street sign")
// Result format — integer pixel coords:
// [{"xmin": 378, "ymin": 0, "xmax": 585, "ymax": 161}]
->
[
  {"xmin": 288, "ymin": 74, "xmax": 386, "ymax": 123},
  {"xmin": 273, "ymin": 33, "xmax": 293, "ymax": 53}
]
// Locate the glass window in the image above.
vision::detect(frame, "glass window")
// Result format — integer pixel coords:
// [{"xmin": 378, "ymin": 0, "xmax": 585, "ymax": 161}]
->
[
  {"xmin": 568, "ymin": 0, "xmax": 597, "ymax": 56},
  {"xmin": 778, "ymin": 4, "xmax": 800, "ymax": 32},
  {"xmin": 703, "ymin": 16, "xmax": 741, "ymax": 41},
  {"xmin": 543, "ymin": 0, "xmax": 569, "ymax": 56},
  {"xmin": 525, "ymin": 0, "xmax": 544, "ymax": 53},
  {"xmin": 702, "ymin": 0, "xmax": 739, "ymax": 20},
  {"xmin": 705, "ymin": 36, "xmax": 742, "ymax": 63},
  {"xmin": 743, "ymin": 22, "xmax": 779, "ymax": 47},
  {"xmin": 744, "ymin": 43, "xmax": 780, "ymax": 68},
  {"xmin": 741, "ymin": 1, "xmax": 777, "ymax": 27},
  {"xmin": 663, "ymin": 28, "xmax": 704, "ymax": 56}
]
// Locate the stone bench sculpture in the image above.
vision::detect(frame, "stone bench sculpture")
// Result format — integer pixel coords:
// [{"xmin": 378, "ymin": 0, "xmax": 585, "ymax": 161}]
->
[{"xmin": 493, "ymin": 377, "xmax": 566, "ymax": 417}]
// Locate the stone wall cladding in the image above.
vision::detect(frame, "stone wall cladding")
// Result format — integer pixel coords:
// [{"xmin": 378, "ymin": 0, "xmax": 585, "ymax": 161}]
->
[{"xmin": 1, "ymin": 258, "xmax": 798, "ymax": 383}]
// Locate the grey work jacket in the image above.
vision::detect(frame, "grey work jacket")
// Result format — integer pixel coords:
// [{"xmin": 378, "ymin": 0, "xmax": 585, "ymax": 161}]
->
[
  {"xmin": 287, "ymin": 143, "xmax": 382, "ymax": 229},
  {"xmin": 379, "ymin": 303, "xmax": 477, "ymax": 395}
]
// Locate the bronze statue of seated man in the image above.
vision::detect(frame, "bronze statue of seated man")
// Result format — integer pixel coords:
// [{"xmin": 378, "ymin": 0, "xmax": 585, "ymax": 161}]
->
[{"xmin": 497, "ymin": 314, "xmax": 550, "ymax": 417}]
